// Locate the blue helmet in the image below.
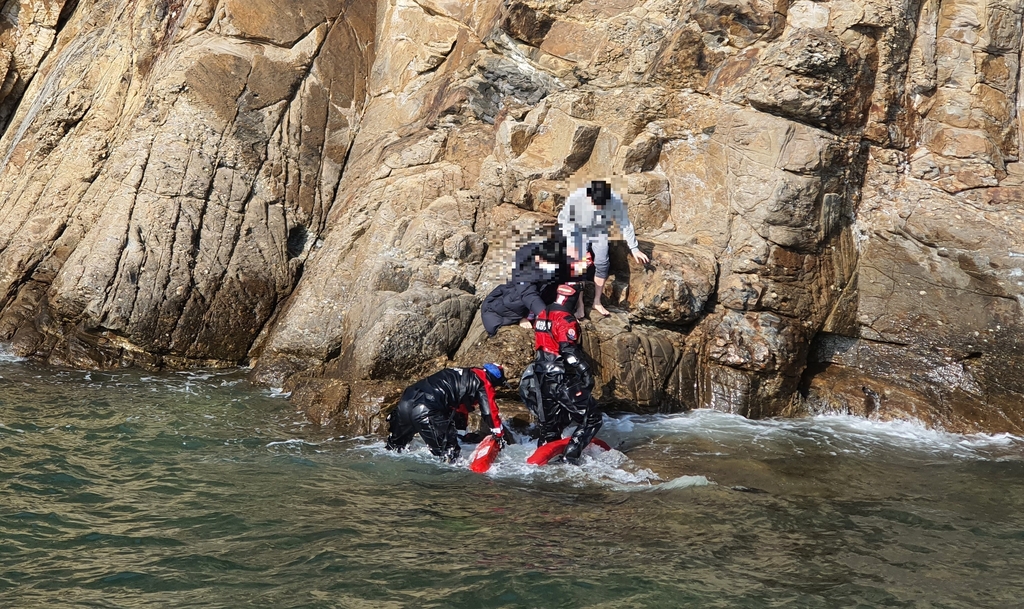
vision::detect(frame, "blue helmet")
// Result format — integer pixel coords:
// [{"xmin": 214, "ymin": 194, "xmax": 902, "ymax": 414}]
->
[{"xmin": 483, "ymin": 363, "xmax": 506, "ymax": 387}]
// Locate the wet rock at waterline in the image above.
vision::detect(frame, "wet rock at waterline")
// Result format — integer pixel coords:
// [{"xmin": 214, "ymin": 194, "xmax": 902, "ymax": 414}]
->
[{"xmin": 0, "ymin": 0, "xmax": 1022, "ymax": 434}]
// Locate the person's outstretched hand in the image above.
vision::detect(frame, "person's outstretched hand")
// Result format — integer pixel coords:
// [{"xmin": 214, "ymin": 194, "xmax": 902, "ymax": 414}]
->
[{"xmin": 631, "ymin": 249, "xmax": 650, "ymax": 265}]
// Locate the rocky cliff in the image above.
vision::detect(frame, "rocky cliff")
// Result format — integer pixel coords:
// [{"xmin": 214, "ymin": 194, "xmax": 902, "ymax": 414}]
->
[{"xmin": 0, "ymin": 0, "xmax": 1021, "ymax": 434}]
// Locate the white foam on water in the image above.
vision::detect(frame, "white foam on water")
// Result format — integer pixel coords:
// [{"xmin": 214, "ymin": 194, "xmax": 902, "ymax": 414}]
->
[
  {"xmin": 814, "ymin": 415, "xmax": 1024, "ymax": 461},
  {"xmin": 605, "ymin": 474, "xmax": 713, "ymax": 493},
  {"xmin": 609, "ymin": 409, "xmax": 1024, "ymax": 462},
  {"xmin": 266, "ymin": 438, "xmax": 322, "ymax": 449},
  {"xmin": 358, "ymin": 438, "xmax": 477, "ymax": 471},
  {"xmin": 357, "ymin": 434, "xmax": 691, "ymax": 491},
  {"xmin": 657, "ymin": 475, "xmax": 713, "ymax": 490},
  {"xmin": 175, "ymin": 370, "xmax": 218, "ymax": 381},
  {"xmin": 0, "ymin": 344, "xmax": 26, "ymax": 363},
  {"xmin": 484, "ymin": 440, "xmax": 664, "ymax": 489},
  {"xmin": 266, "ymin": 387, "xmax": 291, "ymax": 398}
]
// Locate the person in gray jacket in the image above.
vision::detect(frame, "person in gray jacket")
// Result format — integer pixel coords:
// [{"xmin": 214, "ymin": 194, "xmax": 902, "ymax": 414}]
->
[{"xmin": 557, "ymin": 179, "xmax": 650, "ymax": 316}]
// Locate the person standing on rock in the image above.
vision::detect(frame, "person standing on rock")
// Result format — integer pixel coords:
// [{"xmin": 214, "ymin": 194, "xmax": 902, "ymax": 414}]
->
[
  {"xmin": 519, "ymin": 284, "xmax": 601, "ymax": 465},
  {"xmin": 558, "ymin": 179, "xmax": 650, "ymax": 317},
  {"xmin": 385, "ymin": 364, "xmax": 507, "ymax": 462},
  {"xmin": 480, "ymin": 235, "xmax": 569, "ymax": 337}
]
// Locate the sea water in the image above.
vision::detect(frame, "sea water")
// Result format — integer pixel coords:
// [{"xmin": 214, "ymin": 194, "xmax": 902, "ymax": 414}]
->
[{"xmin": 2, "ymin": 354, "xmax": 1024, "ymax": 608}]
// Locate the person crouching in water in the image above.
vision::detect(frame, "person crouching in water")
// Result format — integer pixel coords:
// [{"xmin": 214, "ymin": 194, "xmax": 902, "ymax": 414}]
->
[
  {"xmin": 385, "ymin": 364, "xmax": 507, "ymax": 462},
  {"xmin": 519, "ymin": 285, "xmax": 601, "ymax": 465}
]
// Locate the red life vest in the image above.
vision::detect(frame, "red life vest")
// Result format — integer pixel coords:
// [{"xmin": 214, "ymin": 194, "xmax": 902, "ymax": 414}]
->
[
  {"xmin": 534, "ymin": 307, "xmax": 581, "ymax": 355},
  {"xmin": 470, "ymin": 368, "xmax": 502, "ymax": 429}
]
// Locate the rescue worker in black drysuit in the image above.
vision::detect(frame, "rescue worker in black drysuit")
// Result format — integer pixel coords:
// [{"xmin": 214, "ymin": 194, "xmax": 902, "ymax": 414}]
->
[
  {"xmin": 385, "ymin": 364, "xmax": 507, "ymax": 462},
  {"xmin": 480, "ymin": 237, "xmax": 569, "ymax": 337},
  {"xmin": 519, "ymin": 284, "xmax": 602, "ymax": 465}
]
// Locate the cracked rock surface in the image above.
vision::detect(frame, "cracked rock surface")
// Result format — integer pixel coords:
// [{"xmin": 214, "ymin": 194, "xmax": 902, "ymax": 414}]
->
[{"xmin": 0, "ymin": 0, "xmax": 1022, "ymax": 434}]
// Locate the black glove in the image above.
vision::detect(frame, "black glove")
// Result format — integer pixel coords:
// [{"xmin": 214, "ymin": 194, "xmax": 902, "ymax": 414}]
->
[
  {"xmin": 562, "ymin": 347, "xmax": 594, "ymax": 391},
  {"xmin": 490, "ymin": 427, "xmax": 508, "ymax": 449},
  {"xmin": 442, "ymin": 445, "xmax": 461, "ymax": 463}
]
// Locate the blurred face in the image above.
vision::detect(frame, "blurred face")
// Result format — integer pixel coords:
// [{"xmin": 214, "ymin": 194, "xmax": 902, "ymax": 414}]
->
[{"xmin": 589, "ymin": 181, "xmax": 610, "ymax": 206}]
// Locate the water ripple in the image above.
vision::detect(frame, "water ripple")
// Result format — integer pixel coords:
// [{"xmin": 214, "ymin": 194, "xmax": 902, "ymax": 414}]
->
[{"xmin": 2, "ymin": 364, "xmax": 1024, "ymax": 607}]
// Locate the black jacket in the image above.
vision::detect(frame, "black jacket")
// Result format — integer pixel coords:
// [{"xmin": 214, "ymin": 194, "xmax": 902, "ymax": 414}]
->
[{"xmin": 481, "ymin": 240, "xmax": 568, "ymax": 336}]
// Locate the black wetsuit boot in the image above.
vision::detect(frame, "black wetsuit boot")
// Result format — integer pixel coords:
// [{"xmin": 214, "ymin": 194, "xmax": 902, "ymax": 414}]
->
[{"xmin": 562, "ymin": 397, "xmax": 603, "ymax": 465}]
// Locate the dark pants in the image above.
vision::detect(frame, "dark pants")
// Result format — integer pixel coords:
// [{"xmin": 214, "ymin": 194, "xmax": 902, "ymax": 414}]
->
[
  {"xmin": 385, "ymin": 388, "xmax": 461, "ymax": 462},
  {"xmin": 481, "ymin": 282, "xmax": 541, "ymax": 336},
  {"xmin": 520, "ymin": 359, "xmax": 603, "ymax": 464}
]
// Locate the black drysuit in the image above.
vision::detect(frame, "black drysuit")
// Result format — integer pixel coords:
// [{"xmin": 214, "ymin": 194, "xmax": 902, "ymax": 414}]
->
[
  {"xmin": 385, "ymin": 368, "xmax": 502, "ymax": 462},
  {"xmin": 519, "ymin": 304, "xmax": 602, "ymax": 464},
  {"xmin": 480, "ymin": 240, "xmax": 567, "ymax": 336}
]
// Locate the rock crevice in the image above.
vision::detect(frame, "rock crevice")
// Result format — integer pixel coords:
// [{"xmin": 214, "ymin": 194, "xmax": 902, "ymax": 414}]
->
[{"xmin": 0, "ymin": 0, "xmax": 1021, "ymax": 434}]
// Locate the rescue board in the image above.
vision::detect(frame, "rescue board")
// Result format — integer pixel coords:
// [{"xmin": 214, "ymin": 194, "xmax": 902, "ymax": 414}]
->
[
  {"xmin": 468, "ymin": 435, "xmax": 502, "ymax": 473},
  {"xmin": 526, "ymin": 437, "xmax": 612, "ymax": 465}
]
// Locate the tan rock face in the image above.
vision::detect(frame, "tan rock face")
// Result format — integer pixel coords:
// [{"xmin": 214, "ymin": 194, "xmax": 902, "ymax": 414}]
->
[
  {"xmin": 0, "ymin": 0, "xmax": 376, "ymax": 367},
  {"xmin": 0, "ymin": 0, "xmax": 69, "ymax": 132},
  {"xmin": 907, "ymin": 0, "xmax": 1023, "ymax": 193},
  {"xmin": 743, "ymin": 29, "xmax": 867, "ymax": 129},
  {"xmin": 613, "ymin": 244, "xmax": 717, "ymax": 326},
  {"xmin": 0, "ymin": 0, "xmax": 1022, "ymax": 434}
]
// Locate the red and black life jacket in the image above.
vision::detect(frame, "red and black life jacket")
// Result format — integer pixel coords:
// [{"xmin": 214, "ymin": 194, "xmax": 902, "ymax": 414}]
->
[{"xmin": 534, "ymin": 306, "xmax": 581, "ymax": 356}]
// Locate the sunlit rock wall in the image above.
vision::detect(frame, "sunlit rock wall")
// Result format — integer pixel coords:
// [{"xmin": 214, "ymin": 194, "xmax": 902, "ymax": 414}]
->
[
  {"xmin": 0, "ymin": 0, "xmax": 376, "ymax": 367},
  {"xmin": 0, "ymin": 0, "xmax": 1021, "ymax": 433}
]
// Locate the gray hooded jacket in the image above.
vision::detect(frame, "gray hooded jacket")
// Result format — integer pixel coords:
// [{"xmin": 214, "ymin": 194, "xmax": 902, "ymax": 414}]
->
[{"xmin": 557, "ymin": 187, "xmax": 639, "ymax": 254}]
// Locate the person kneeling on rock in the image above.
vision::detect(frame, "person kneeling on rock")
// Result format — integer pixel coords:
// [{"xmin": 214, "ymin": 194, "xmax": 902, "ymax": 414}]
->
[
  {"xmin": 519, "ymin": 284, "xmax": 601, "ymax": 465},
  {"xmin": 385, "ymin": 364, "xmax": 507, "ymax": 462},
  {"xmin": 480, "ymin": 236, "xmax": 569, "ymax": 337}
]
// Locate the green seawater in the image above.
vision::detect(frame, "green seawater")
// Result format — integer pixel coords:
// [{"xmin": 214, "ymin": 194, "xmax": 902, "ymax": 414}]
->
[{"xmin": 3, "ymin": 355, "xmax": 1024, "ymax": 608}]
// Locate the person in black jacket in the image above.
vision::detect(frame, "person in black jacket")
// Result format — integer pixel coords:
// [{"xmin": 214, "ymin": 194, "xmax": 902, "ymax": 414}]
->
[
  {"xmin": 480, "ymin": 237, "xmax": 569, "ymax": 337},
  {"xmin": 385, "ymin": 364, "xmax": 507, "ymax": 462},
  {"xmin": 519, "ymin": 284, "xmax": 601, "ymax": 465}
]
